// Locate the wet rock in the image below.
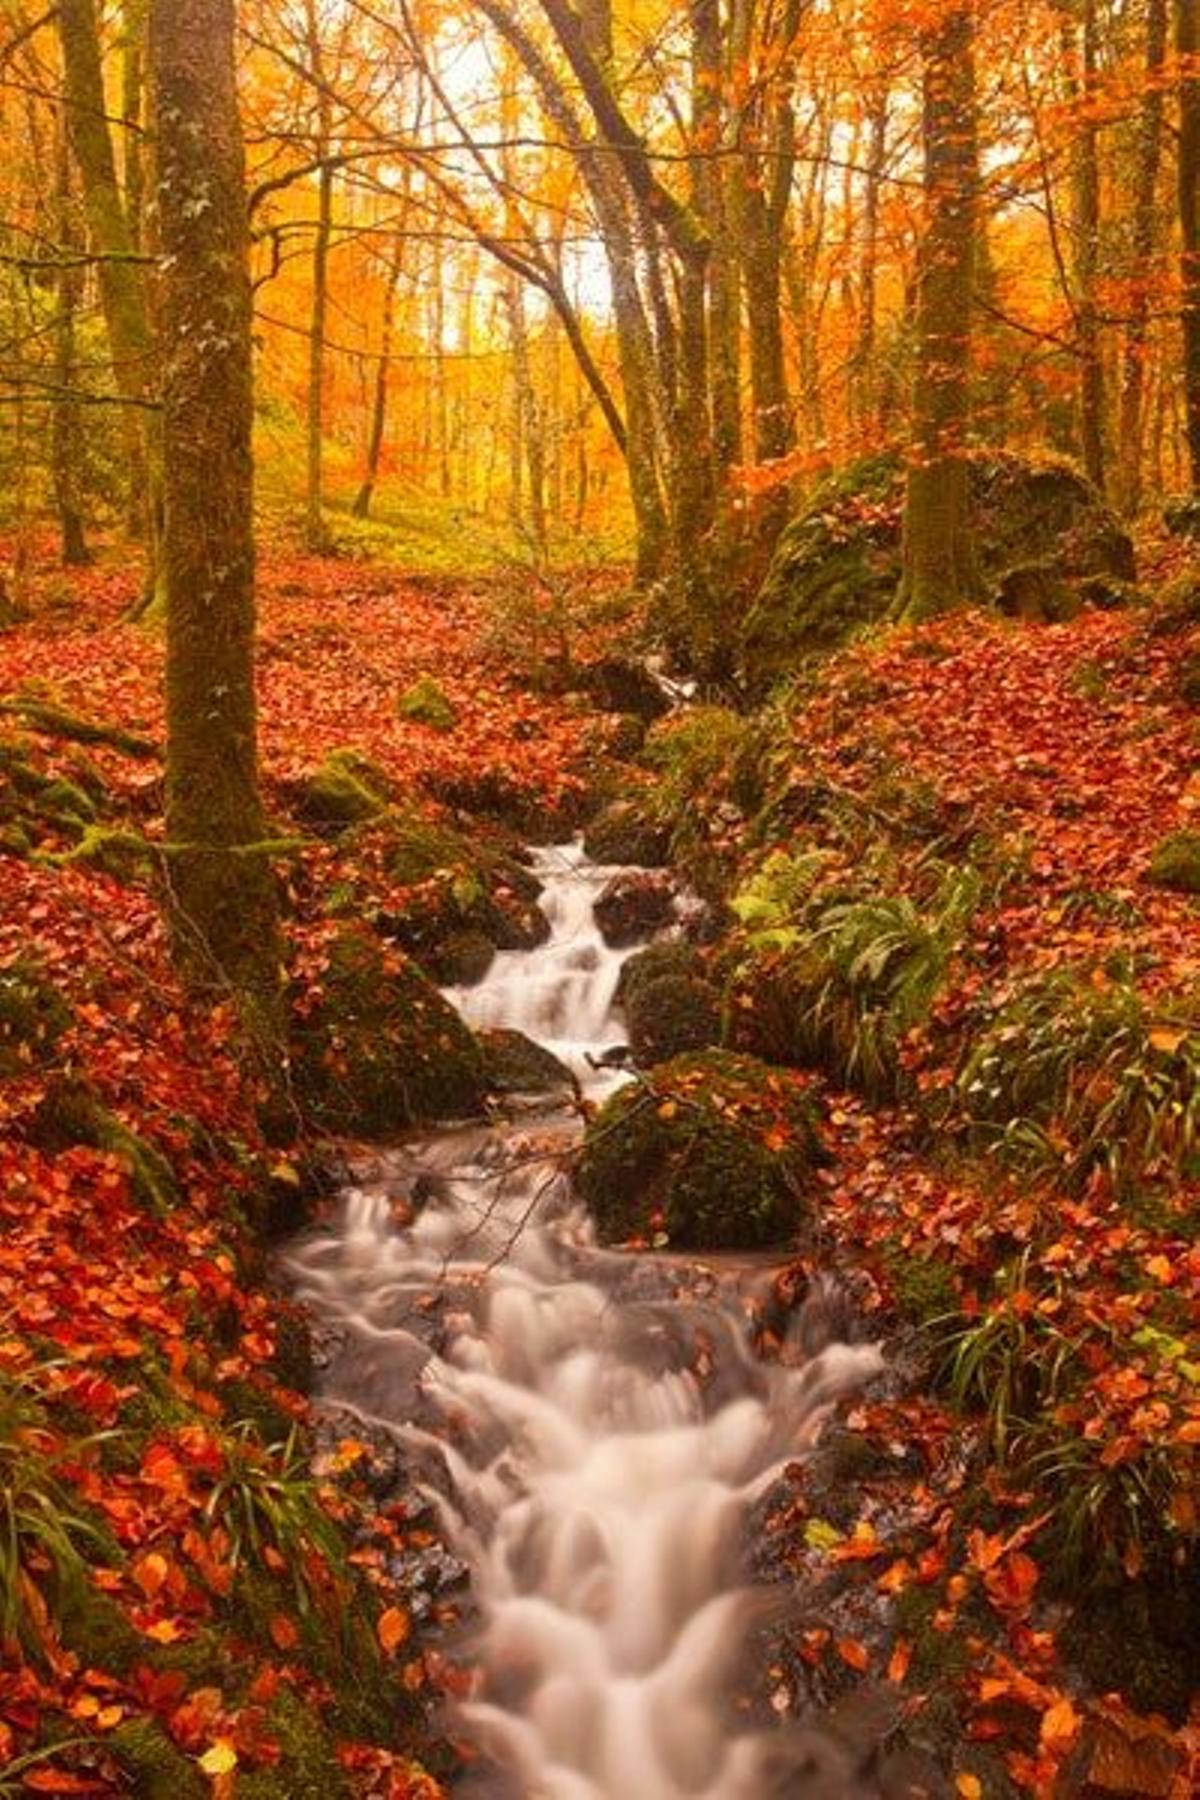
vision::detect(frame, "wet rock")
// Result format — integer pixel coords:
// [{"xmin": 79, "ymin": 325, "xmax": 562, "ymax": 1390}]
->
[
  {"xmin": 286, "ymin": 747, "xmax": 390, "ymax": 830},
  {"xmin": 594, "ymin": 869, "xmax": 677, "ymax": 946},
  {"xmin": 479, "ymin": 1028, "xmax": 575, "ymax": 1095},
  {"xmin": 579, "ymin": 654, "xmax": 671, "ymax": 721}
]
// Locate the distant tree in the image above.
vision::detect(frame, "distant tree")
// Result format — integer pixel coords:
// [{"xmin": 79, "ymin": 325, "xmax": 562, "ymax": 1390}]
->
[{"xmin": 151, "ymin": 0, "xmax": 284, "ymax": 1049}]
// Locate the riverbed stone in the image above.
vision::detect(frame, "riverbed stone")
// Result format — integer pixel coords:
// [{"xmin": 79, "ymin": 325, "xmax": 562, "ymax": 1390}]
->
[
  {"xmin": 291, "ymin": 924, "xmax": 486, "ymax": 1136},
  {"xmin": 479, "ymin": 1028, "xmax": 575, "ymax": 1095},
  {"xmin": 576, "ymin": 1048, "xmax": 825, "ymax": 1250},
  {"xmin": 594, "ymin": 869, "xmax": 677, "ymax": 946}
]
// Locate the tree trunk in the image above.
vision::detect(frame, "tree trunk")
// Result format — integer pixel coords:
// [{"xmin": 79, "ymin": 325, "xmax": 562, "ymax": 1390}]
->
[
  {"xmin": 1067, "ymin": 0, "xmax": 1107, "ymax": 492},
  {"xmin": 52, "ymin": 123, "xmax": 91, "ymax": 567},
  {"xmin": 899, "ymin": 4, "xmax": 981, "ymax": 621},
  {"xmin": 152, "ymin": 0, "xmax": 283, "ymax": 1043},
  {"xmin": 1117, "ymin": 0, "xmax": 1167, "ymax": 516},
  {"xmin": 303, "ymin": 0, "xmax": 334, "ymax": 551},
  {"xmin": 353, "ymin": 237, "xmax": 403, "ymax": 519},
  {"xmin": 1177, "ymin": 0, "xmax": 1200, "ymax": 492},
  {"xmin": 58, "ymin": 0, "xmax": 159, "ymax": 577}
]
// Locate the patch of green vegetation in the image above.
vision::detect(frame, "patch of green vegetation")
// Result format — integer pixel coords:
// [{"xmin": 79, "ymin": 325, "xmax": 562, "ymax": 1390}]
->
[
  {"xmin": 625, "ymin": 971, "xmax": 722, "ymax": 1065},
  {"xmin": 48, "ymin": 825, "xmax": 156, "ymax": 882},
  {"xmin": 582, "ymin": 797, "xmax": 670, "ymax": 867},
  {"xmin": 109, "ymin": 1719, "xmax": 206, "ymax": 1800},
  {"xmin": 239, "ymin": 1690, "xmax": 350, "ymax": 1799},
  {"xmin": 955, "ymin": 963, "xmax": 1200, "ymax": 1191},
  {"xmin": 577, "ymin": 1049, "xmax": 825, "ymax": 1250},
  {"xmin": 290, "ymin": 749, "xmax": 389, "ymax": 830},
  {"xmin": 1148, "ymin": 828, "xmax": 1200, "ymax": 894},
  {"xmin": 397, "ymin": 675, "xmax": 456, "ymax": 730},
  {"xmin": 881, "ymin": 1247, "xmax": 960, "ymax": 1329},
  {"xmin": 0, "ymin": 694, "xmax": 158, "ymax": 759},
  {"xmin": 0, "ymin": 958, "xmax": 73, "ymax": 1075}
]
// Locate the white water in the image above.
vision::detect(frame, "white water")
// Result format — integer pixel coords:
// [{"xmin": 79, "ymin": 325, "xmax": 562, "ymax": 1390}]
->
[{"xmin": 287, "ymin": 845, "xmax": 885, "ymax": 1798}]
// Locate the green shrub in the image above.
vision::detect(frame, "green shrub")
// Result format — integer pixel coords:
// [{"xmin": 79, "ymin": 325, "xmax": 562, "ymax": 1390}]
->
[
  {"xmin": 1148, "ymin": 829, "xmax": 1200, "ymax": 894},
  {"xmin": 956, "ymin": 965, "xmax": 1200, "ymax": 1190}
]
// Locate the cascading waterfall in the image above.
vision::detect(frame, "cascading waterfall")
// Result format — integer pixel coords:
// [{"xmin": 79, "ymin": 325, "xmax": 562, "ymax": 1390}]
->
[{"xmin": 287, "ymin": 845, "xmax": 887, "ymax": 1799}]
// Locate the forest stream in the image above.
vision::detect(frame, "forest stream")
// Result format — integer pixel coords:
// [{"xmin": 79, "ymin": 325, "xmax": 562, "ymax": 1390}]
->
[{"xmin": 285, "ymin": 845, "xmax": 888, "ymax": 1799}]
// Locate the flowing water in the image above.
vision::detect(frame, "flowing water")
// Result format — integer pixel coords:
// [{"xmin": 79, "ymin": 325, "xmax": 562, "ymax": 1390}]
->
[{"xmin": 287, "ymin": 845, "xmax": 887, "ymax": 1799}]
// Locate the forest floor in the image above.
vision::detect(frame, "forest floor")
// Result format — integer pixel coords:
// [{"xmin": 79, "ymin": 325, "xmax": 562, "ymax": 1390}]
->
[{"xmin": 0, "ymin": 529, "xmax": 1197, "ymax": 1797}]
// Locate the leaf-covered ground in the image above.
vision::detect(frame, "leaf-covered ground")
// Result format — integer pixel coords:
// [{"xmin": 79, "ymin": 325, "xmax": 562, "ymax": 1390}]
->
[{"xmin": 1, "ymin": 535, "xmax": 1197, "ymax": 1795}]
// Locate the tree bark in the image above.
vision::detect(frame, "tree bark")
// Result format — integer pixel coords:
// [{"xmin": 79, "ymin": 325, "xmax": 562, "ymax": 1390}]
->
[
  {"xmin": 303, "ymin": 0, "xmax": 334, "ymax": 552},
  {"xmin": 1115, "ymin": 0, "xmax": 1167, "ymax": 515},
  {"xmin": 152, "ymin": 0, "xmax": 283, "ymax": 1041},
  {"xmin": 1177, "ymin": 0, "xmax": 1200, "ymax": 492},
  {"xmin": 52, "ymin": 122, "xmax": 91, "ymax": 567},
  {"xmin": 1066, "ymin": 0, "xmax": 1107, "ymax": 492},
  {"xmin": 58, "ymin": 0, "xmax": 159, "ymax": 567},
  {"xmin": 353, "ymin": 237, "xmax": 403, "ymax": 519},
  {"xmin": 899, "ymin": 4, "xmax": 981, "ymax": 621}
]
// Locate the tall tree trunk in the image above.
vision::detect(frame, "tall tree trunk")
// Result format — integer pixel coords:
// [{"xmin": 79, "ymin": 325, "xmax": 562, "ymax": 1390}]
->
[
  {"xmin": 1067, "ymin": 0, "xmax": 1107, "ymax": 491},
  {"xmin": 52, "ymin": 124, "xmax": 90, "ymax": 567},
  {"xmin": 856, "ymin": 85, "xmax": 889, "ymax": 430},
  {"xmin": 121, "ymin": 0, "xmax": 145, "ymax": 251},
  {"xmin": 353, "ymin": 237, "xmax": 403, "ymax": 519},
  {"xmin": 899, "ymin": 4, "xmax": 981, "ymax": 621},
  {"xmin": 1177, "ymin": 0, "xmax": 1200, "ymax": 492},
  {"xmin": 692, "ymin": 0, "xmax": 740, "ymax": 478},
  {"xmin": 152, "ymin": 0, "xmax": 283, "ymax": 1042},
  {"xmin": 1116, "ymin": 0, "xmax": 1167, "ymax": 515},
  {"xmin": 303, "ymin": 0, "xmax": 334, "ymax": 551},
  {"xmin": 57, "ymin": 0, "xmax": 160, "ymax": 581}
]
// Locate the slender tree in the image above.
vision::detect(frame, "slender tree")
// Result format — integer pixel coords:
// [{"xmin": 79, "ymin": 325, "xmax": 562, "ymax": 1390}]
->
[
  {"xmin": 1178, "ymin": 0, "xmax": 1200, "ymax": 492},
  {"xmin": 898, "ymin": 1, "xmax": 981, "ymax": 621},
  {"xmin": 152, "ymin": 0, "xmax": 283, "ymax": 1039}
]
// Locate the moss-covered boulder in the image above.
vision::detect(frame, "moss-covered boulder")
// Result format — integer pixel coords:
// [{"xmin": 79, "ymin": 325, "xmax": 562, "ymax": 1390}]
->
[
  {"xmin": 480, "ymin": 1028, "xmax": 574, "ymax": 1094},
  {"xmin": 372, "ymin": 809, "xmax": 548, "ymax": 967},
  {"xmin": 741, "ymin": 450, "xmax": 1136, "ymax": 693},
  {"xmin": 625, "ymin": 972, "xmax": 722, "ymax": 1066},
  {"xmin": 576, "ymin": 1049, "xmax": 825, "ymax": 1250},
  {"xmin": 0, "ymin": 958, "xmax": 73, "ymax": 1074},
  {"xmin": 291, "ymin": 925, "xmax": 485, "ymax": 1136},
  {"xmin": 583, "ymin": 798, "xmax": 671, "ymax": 867},
  {"xmin": 289, "ymin": 750, "xmax": 390, "ymax": 830},
  {"xmin": 617, "ymin": 940, "xmax": 706, "ymax": 1008},
  {"xmin": 1148, "ymin": 829, "xmax": 1200, "ymax": 894},
  {"xmin": 397, "ymin": 675, "xmax": 456, "ymax": 730},
  {"xmin": 431, "ymin": 927, "xmax": 496, "ymax": 986}
]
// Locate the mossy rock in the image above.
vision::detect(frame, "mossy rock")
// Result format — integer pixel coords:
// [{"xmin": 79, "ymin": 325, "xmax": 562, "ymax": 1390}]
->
[
  {"xmin": 576, "ymin": 1049, "xmax": 825, "ymax": 1250},
  {"xmin": 398, "ymin": 674, "xmax": 457, "ymax": 731},
  {"xmin": 0, "ymin": 958, "xmax": 73, "ymax": 1075},
  {"xmin": 377, "ymin": 808, "xmax": 475, "ymax": 886},
  {"xmin": 1148, "ymin": 829, "xmax": 1200, "ymax": 894},
  {"xmin": 480, "ymin": 1028, "xmax": 574, "ymax": 1094},
  {"xmin": 1061, "ymin": 1571, "xmax": 1199, "ymax": 1723},
  {"xmin": 291, "ymin": 925, "xmax": 485, "ymax": 1136},
  {"xmin": 428, "ymin": 927, "xmax": 496, "ymax": 986},
  {"xmin": 110, "ymin": 1718, "xmax": 207, "ymax": 1800},
  {"xmin": 29, "ymin": 1076, "xmax": 177, "ymax": 1213},
  {"xmin": 289, "ymin": 749, "xmax": 389, "ymax": 830},
  {"xmin": 626, "ymin": 972, "xmax": 722, "ymax": 1065},
  {"xmin": 740, "ymin": 450, "xmax": 1136, "ymax": 693},
  {"xmin": 617, "ymin": 940, "xmax": 705, "ymax": 1009},
  {"xmin": 994, "ymin": 561, "xmax": 1078, "ymax": 622},
  {"xmin": 583, "ymin": 798, "xmax": 671, "ymax": 867},
  {"xmin": 373, "ymin": 811, "xmax": 547, "ymax": 963}
]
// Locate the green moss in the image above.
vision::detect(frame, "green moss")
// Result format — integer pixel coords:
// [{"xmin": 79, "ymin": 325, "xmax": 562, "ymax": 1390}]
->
[
  {"xmin": 617, "ymin": 941, "xmax": 705, "ymax": 1009},
  {"xmin": 625, "ymin": 972, "xmax": 722, "ymax": 1065},
  {"xmin": 0, "ymin": 694, "xmax": 158, "ymax": 759},
  {"xmin": 1148, "ymin": 828, "xmax": 1200, "ymax": 894},
  {"xmin": 37, "ymin": 776, "xmax": 97, "ymax": 827},
  {"xmin": 30, "ymin": 1077, "xmax": 177, "ymax": 1213},
  {"xmin": 291, "ymin": 750, "xmax": 388, "ymax": 830},
  {"xmin": 291, "ymin": 925, "xmax": 486, "ymax": 1136},
  {"xmin": 56, "ymin": 1578, "xmax": 145, "ymax": 1677},
  {"xmin": 577, "ymin": 1049, "xmax": 824, "ymax": 1250},
  {"xmin": 0, "ymin": 959, "xmax": 73, "ymax": 1075},
  {"xmin": 110, "ymin": 1718, "xmax": 207, "ymax": 1800},
  {"xmin": 239, "ymin": 1691, "xmax": 350, "ymax": 1799},
  {"xmin": 583, "ymin": 798, "xmax": 670, "ymax": 867},
  {"xmin": 49, "ymin": 825, "xmax": 156, "ymax": 881},
  {"xmin": 397, "ymin": 674, "xmax": 457, "ymax": 730},
  {"xmin": 881, "ymin": 1248, "xmax": 960, "ymax": 1328},
  {"xmin": 426, "ymin": 927, "xmax": 495, "ymax": 986}
]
